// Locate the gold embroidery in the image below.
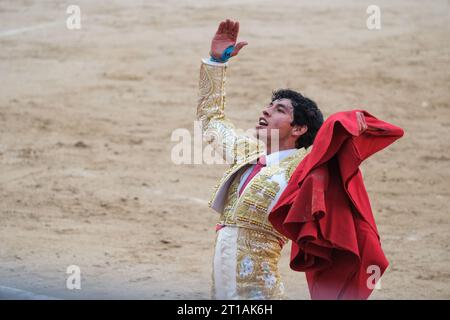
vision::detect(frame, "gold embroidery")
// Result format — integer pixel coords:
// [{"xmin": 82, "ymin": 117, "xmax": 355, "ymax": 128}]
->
[
  {"xmin": 216, "ymin": 149, "xmax": 309, "ymax": 244},
  {"xmin": 236, "ymin": 228, "xmax": 285, "ymax": 299},
  {"xmin": 284, "ymin": 147, "xmax": 309, "ymax": 180},
  {"xmin": 200, "ymin": 61, "xmax": 312, "ymax": 300},
  {"xmin": 198, "ymin": 61, "xmax": 260, "ymax": 166}
]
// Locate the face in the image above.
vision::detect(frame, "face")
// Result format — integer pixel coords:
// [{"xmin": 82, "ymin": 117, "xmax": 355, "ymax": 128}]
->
[{"xmin": 255, "ymin": 98, "xmax": 301, "ymax": 149}]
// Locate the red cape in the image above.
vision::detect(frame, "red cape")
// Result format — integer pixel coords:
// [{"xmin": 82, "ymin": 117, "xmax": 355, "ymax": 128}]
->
[{"xmin": 269, "ymin": 110, "xmax": 404, "ymax": 300}]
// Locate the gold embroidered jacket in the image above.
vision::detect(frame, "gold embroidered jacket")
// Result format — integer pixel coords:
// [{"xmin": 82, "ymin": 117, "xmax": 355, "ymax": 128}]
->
[{"xmin": 197, "ymin": 59, "xmax": 308, "ymax": 241}]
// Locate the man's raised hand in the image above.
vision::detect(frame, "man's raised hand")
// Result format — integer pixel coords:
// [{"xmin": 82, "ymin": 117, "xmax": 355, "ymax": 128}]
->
[{"xmin": 210, "ymin": 19, "xmax": 248, "ymax": 62}]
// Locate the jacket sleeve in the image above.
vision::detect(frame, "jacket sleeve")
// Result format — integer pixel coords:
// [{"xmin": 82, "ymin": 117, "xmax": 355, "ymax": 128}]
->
[{"xmin": 197, "ymin": 59, "xmax": 260, "ymax": 164}]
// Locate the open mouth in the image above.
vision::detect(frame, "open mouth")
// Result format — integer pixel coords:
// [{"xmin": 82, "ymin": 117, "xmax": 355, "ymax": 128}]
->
[{"xmin": 258, "ymin": 117, "xmax": 268, "ymax": 127}]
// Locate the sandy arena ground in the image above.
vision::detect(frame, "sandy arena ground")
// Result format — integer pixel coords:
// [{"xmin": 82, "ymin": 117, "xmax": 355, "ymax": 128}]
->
[{"xmin": 0, "ymin": 0, "xmax": 449, "ymax": 299}]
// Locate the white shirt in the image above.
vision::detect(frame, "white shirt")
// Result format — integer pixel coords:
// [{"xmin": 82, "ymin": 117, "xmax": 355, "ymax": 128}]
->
[{"xmin": 237, "ymin": 148, "xmax": 297, "ymax": 194}]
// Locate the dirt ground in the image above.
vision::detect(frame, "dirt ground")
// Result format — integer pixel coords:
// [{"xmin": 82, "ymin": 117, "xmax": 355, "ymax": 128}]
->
[{"xmin": 0, "ymin": 0, "xmax": 449, "ymax": 299}]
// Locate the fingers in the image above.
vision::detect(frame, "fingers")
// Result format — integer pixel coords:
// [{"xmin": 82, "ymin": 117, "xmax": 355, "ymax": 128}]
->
[
  {"xmin": 216, "ymin": 19, "xmax": 230, "ymax": 34},
  {"xmin": 231, "ymin": 21, "xmax": 239, "ymax": 38},
  {"xmin": 218, "ymin": 19, "xmax": 240, "ymax": 36},
  {"xmin": 225, "ymin": 19, "xmax": 231, "ymax": 33},
  {"xmin": 231, "ymin": 41, "xmax": 248, "ymax": 57},
  {"xmin": 217, "ymin": 21, "xmax": 225, "ymax": 33}
]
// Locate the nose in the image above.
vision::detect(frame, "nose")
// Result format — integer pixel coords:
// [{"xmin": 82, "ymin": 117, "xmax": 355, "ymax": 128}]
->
[{"xmin": 262, "ymin": 108, "xmax": 270, "ymax": 117}]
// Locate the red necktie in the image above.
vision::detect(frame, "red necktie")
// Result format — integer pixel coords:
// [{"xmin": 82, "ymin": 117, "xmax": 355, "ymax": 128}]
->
[{"xmin": 239, "ymin": 156, "xmax": 266, "ymax": 196}]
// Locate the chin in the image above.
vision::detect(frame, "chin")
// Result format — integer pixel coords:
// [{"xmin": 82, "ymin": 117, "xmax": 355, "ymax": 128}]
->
[{"xmin": 255, "ymin": 127, "xmax": 269, "ymax": 140}]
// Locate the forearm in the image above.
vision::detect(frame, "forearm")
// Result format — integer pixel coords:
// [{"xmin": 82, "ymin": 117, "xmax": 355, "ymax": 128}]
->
[
  {"xmin": 196, "ymin": 20, "xmax": 257, "ymax": 163},
  {"xmin": 197, "ymin": 58, "xmax": 228, "ymax": 125},
  {"xmin": 197, "ymin": 58, "xmax": 240, "ymax": 162}
]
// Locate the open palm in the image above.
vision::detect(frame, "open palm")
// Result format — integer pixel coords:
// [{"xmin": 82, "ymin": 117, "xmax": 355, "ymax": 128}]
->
[{"xmin": 211, "ymin": 19, "xmax": 247, "ymax": 61}]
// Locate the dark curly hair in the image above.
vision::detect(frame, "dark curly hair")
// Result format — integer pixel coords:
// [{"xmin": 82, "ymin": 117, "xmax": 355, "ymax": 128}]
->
[{"xmin": 271, "ymin": 89, "xmax": 324, "ymax": 149}]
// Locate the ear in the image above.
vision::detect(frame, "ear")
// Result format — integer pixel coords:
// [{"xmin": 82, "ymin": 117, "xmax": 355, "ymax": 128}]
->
[{"xmin": 292, "ymin": 125, "xmax": 307, "ymax": 137}]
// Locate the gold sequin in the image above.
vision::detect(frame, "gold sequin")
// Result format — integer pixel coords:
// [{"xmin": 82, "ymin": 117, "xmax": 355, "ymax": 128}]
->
[
  {"xmin": 198, "ymin": 60, "xmax": 310, "ymax": 299},
  {"xmin": 236, "ymin": 228, "xmax": 285, "ymax": 299}
]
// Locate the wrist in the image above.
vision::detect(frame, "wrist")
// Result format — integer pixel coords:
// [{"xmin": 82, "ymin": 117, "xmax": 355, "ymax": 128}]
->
[
  {"xmin": 202, "ymin": 57, "xmax": 228, "ymax": 67},
  {"xmin": 210, "ymin": 45, "xmax": 235, "ymax": 63}
]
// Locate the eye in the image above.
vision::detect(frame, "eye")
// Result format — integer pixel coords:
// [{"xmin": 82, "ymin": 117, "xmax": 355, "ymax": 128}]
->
[{"xmin": 277, "ymin": 107, "xmax": 285, "ymax": 113}]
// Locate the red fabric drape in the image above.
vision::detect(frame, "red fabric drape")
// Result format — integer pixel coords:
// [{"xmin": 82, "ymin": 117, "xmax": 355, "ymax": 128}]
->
[{"xmin": 269, "ymin": 110, "xmax": 404, "ymax": 300}]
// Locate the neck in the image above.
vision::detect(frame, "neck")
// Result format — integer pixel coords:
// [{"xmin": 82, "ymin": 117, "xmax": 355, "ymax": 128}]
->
[{"xmin": 266, "ymin": 142, "xmax": 295, "ymax": 155}]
